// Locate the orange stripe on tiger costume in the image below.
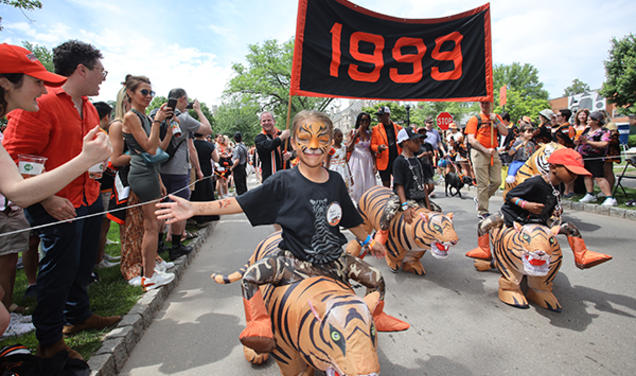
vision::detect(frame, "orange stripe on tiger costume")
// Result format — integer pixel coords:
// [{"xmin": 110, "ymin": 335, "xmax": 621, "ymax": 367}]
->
[
  {"xmin": 346, "ymin": 186, "xmax": 458, "ymax": 275},
  {"xmin": 211, "ymin": 232, "xmax": 404, "ymax": 375}
]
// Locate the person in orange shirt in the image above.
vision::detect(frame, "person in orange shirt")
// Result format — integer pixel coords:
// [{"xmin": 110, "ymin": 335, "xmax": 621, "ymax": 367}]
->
[
  {"xmin": 370, "ymin": 106, "xmax": 402, "ymax": 187},
  {"xmin": 465, "ymin": 101, "xmax": 509, "ymax": 218}
]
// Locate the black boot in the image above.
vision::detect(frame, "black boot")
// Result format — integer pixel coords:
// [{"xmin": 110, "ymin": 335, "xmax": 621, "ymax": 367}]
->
[{"xmin": 169, "ymin": 234, "xmax": 193, "ymax": 261}]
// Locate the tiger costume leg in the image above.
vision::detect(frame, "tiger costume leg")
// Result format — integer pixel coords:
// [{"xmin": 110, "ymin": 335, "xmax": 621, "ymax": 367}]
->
[
  {"xmin": 466, "ymin": 213, "xmax": 504, "ymax": 271},
  {"xmin": 559, "ymin": 222, "xmax": 612, "ymax": 269},
  {"xmin": 492, "ymin": 226, "xmax": 529, "ymax": 309}
]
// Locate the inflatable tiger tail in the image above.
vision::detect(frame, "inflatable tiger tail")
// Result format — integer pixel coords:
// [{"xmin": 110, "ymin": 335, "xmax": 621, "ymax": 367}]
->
[{"xmin": 210, "ymin": 231, "xmax": 282, "ymax": 284}]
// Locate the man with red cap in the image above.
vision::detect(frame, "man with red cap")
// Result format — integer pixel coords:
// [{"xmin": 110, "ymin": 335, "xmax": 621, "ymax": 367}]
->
[{"xmin": 466, "ymin": 148, "xmax": 612, "ymax": 269}]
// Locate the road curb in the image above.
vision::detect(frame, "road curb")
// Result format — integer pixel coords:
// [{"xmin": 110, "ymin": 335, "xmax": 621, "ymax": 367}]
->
[{"xmin": 88, "ymin": 220, "xmax": 217, "ymax": 376}]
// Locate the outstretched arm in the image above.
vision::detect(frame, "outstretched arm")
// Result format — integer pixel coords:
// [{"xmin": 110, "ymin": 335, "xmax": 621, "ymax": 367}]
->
[{"xmin": 155, "ymin": 195, "xmax": 243, "ymax": 224}]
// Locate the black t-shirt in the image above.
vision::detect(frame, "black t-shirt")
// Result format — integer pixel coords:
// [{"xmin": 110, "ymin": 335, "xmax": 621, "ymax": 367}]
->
[
  {"xmin": 501, "ymin": 175, "xmax": 558, "ymax": 226},
  {"xmin": 418, "ymin": 142, "xmax": 434, "ymax": 166},
  {"xmin": 194, "ymin": 139, "xmax": 215, "ymax": 176},
  {"xmin": 237, "ymin": 166, "xmax": 363, "ymax": 264},
  {"xmin": 392, "ymin": 155, "xmax": 428, "ymax": 200}
]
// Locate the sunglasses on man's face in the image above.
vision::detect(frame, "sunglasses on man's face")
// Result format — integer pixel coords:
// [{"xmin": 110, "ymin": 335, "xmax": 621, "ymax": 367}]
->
[{"xmin": 140, "ymin": 89, "xmax": 155, "ymax": 97}]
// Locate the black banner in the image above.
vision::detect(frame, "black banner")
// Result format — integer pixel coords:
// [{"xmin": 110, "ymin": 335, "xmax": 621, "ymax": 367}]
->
[{"xmin": 291, "ymin": 0, "xmax": 493, "ymax": 101}]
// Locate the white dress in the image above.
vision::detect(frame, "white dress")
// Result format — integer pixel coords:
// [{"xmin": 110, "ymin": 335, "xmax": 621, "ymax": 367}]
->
[
  {"xmin": 329, "ymin": 145, "xmax": 353, "ymax": 194},
  {"xmin": 348, "ymin": 137, "xmax": 376, "ymax": 203}
]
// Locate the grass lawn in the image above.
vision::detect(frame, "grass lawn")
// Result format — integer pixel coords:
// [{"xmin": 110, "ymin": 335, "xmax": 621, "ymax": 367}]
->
[{"xmin": 0, "ymin": 222, "xmax": 193, "ymax": 359}]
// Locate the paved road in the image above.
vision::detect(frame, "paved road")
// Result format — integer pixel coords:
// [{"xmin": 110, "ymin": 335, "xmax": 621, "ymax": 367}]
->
[{"xmin": 119, "ymin": 182, "xmax": 636, "ymax": 376}]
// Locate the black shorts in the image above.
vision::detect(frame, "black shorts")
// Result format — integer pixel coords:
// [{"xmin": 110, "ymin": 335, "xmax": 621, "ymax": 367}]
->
[{"xmin": 584, "ymin": 158, "xmax": 604, "ymax": 178}]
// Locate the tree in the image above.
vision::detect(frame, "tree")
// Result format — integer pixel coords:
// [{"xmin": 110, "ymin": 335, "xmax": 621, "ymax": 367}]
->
[
  {"xmin": 0, "ymin": 0, "xmax": 41, "ymax": 31},
  {"xmin": 563, "ymin": 78, "xmax": 591, "ymax": 97},
  {"xmin": 213, "ymin": 98, "xmax": 261, "ymax": 145},
  {"xmin": 21, "ymin": 41, "xmax": 53, "ymax": 72},
  {"xmin": 493, "ymin": 62, "xmax": 549, "ymax": 101},
  {"xmin": 492, "ymin": 63, "xmax": 550, "ymax": 122},
  {"xmin": 225, "ymin": 39, "xmax": 333, "ymax": 127},
  {"xmin": 600, "ymin": 34, "xmax": 636, "ymax": 115}
]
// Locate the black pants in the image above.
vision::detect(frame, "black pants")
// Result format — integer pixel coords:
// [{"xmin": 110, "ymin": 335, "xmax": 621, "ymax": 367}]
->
[{"xmin": 233, "ymin": 164, "xmax": 248, "ymax": 195}]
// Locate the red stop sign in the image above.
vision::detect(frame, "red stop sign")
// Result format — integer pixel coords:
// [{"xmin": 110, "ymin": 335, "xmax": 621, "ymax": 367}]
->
[{"xmin": 436, "ymin": 112, "xmax": 453, "ymax": 130}]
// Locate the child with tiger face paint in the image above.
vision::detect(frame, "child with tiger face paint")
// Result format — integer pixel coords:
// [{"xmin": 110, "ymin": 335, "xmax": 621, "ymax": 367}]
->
[{"xmin": 155, "ymin": 110, "xmax": 409, "ymax": 354}]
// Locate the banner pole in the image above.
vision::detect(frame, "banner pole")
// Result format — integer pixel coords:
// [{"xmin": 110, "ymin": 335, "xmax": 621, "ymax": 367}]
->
[
  {"xmin": 490, "ymin": 119, "xmax": 494, "ymax": 166},
  {"xmin": 283, "ymin": 94, "xmax": 293, "ymax": 169}
]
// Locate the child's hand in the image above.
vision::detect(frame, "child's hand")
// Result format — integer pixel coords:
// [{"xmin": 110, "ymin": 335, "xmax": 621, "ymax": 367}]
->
[
  {"xmin": 525, "ymin": 202, "xmax": 545, "ymax": 215},
  {"xmin": 369, "ymin": 241, "xmax": 386, "ymax": 258},
  {"xmin": 403, "ymin": 207, "xmax": 416, "ymax": 224},
  {"xmin": 155, "ymin": 195, "xmax": 195, "ymax": 224}
]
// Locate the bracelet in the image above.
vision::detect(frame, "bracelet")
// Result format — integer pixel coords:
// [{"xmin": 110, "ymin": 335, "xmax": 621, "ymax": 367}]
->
[
  {"xmin": 359, "ymin": 234, "xmax": 372, "ymax": 247},
  {"xmin": 521, "ymin": 200, "xmax": 527, "ymax": 209},
  {"xmin": 401, "ymin": 202, "xmax": 408, "ymax": 208},
  {"xmin": 514, "ymin": 198, "xmax": 521, "ymax": 206},
  {"xmin": 368, "ymin": 239, "xmax": 376, "ymax": 250}
]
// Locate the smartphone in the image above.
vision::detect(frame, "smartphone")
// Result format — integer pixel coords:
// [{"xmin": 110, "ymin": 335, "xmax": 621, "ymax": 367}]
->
[{"xmin": 166, "ymin": 98, "xmax": 177, "ymax": 119}]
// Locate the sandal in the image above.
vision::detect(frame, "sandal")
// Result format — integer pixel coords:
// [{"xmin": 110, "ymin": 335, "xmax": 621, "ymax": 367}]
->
[{"xmin": 181, "ymin": 231, "xmax": 197, "ymax": 242}]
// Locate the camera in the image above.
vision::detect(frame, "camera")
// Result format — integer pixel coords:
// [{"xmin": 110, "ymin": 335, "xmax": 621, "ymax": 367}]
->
[{"xmin": 185, "ymin": 102, "xmax": 194, "ymax": 110}]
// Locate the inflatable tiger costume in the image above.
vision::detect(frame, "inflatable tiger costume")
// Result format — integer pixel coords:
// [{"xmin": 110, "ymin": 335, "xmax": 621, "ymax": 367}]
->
[
  {"xmin": 346, "ymin": 186, "xmax": 458, "ymax": 275},
  {"xmin": 503, "ymin": 142, "xmax": 564, "ymax": 198},
  {"xmin": 211, "ymin": 232, "xmax": 403, "ymax": 375},
  {"xmin": 470, "ymin": 214, "xmax": 611, "ymax": 312}
]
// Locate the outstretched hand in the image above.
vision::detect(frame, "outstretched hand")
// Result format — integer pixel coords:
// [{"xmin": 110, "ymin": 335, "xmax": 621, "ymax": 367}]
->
[{"xmin": 155, "ymin": 195, "xmax": 195, "ymax": 224}]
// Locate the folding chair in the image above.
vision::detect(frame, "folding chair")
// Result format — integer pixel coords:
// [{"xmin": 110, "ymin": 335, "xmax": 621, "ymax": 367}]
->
[{"xmin": 612, "ymin": 154, "xmax": 636, "ymax": 198}]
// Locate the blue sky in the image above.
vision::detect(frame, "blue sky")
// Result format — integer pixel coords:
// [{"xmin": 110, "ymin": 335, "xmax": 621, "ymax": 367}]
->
[{"xmin": 1, "ymin": 0, "xmax": 634, "ymax": 107}]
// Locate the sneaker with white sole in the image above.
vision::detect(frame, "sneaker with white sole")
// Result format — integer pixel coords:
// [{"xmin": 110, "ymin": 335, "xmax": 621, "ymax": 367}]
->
[
  {"xmin": 104, "ymin": 253, "xmax": 121, "ymax": 262},
  {"xmin": 128, "ymin": 276, "xmax": 142, "ymax": 287},
  {"xmin": 579, "ymin": 193, "xmax": 596, "ymax": 203},
  {"xmin": 155, "ymin": 260, "xmax": 175, "ymax": 272},
  {"xmin": 601, "ymin": 197, "xmax": 617, "ymax": 207},
  {"xmin": 141, "ymin": 271, "xmax": 175, "ymax": 292},
  {"xmin": 96, "ymin": 259, "xmax": 119, "ymax": 269}
]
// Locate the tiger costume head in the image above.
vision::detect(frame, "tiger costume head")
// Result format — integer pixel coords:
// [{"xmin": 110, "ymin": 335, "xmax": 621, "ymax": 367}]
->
[
  {"xmin": 269, "ymin": 277, "xmax": 380, "ymax": 376},
  {"xmin": 411, "ymin": 209, "xmax": 458, "ymax": 259},
  {"xmin": 505, "ymin": 222, "xmax": 561, "ymax": 276}
]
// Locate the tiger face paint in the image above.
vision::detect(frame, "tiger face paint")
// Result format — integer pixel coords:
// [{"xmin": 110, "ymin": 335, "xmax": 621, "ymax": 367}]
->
[{"xmin": 293, "ymin": 119, "xmax": 332, "ymax": 167}]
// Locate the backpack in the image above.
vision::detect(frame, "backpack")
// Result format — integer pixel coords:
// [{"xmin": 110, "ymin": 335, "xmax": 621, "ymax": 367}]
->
[
  {"xmin": 147, "ymin": 109, "xmax": 186, "ymax": 164},
  {"xmin": 0, "ymin": 344, "xmax": 89, "ymax": 376}
]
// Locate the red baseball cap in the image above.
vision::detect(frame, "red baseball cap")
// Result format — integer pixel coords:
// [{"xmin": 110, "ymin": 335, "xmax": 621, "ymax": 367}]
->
[
  {"xmin": 0, "ymin": 43, "xmax": 66, "ymax": 86},
  {"xmin": 548, "ymin": 148, "xmax": 591, "ymax": 176}
]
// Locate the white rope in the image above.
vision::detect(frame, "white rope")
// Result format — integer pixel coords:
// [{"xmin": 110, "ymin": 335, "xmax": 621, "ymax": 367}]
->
[{"xmin": 0, "ymin": 175, "xmax": 214, "ymax": 238}]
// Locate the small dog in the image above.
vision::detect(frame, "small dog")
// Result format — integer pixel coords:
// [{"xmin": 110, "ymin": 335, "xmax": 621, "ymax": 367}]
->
[{"xmin": 445, "ymin": 172, "xmax": 473, "ymax": 198}]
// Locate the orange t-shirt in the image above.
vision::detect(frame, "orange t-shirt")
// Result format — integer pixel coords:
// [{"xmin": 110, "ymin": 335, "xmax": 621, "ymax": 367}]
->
[{"xmin": 465, "ymin": 113, "xmax": 504, "ymax": 149}]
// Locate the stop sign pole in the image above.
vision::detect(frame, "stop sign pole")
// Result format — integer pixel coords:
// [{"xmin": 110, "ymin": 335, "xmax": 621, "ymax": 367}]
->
[{"xmin": 436, "ymin": 112, "xmax": 453, "ymax": 130}]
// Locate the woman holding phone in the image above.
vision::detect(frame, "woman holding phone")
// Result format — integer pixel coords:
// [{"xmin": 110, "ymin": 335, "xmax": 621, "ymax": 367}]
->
[{"xmin": 122, "ymin": 75, "xmax": 175, "ymax": 291}]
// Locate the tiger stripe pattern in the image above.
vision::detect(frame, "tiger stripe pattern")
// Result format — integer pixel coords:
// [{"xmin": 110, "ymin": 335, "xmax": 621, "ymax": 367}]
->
[
  {"xmin": 350, "ymin": 185, "xmax": 458, "ymax": 276},
  {"xmin": 490, "ymin": 221, "xmax": 564, "ymax": 311},
  {"xmin": 504, "ymin": 142, "xmax": 564, "ymax": 198},
  {"xmin": 211, "ymin": 233, "xmax": 381, "ymax": 375}
]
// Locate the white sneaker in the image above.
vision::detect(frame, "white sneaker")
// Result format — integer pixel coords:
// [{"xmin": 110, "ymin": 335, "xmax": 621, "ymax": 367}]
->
[
  {"xmin": 104, "ymin": 253, "xmax": 121, "ymax": 262},
  {"xmin": 505, "ymin": 175, "xmax": 516, "ymax": 184},
  {"xmin": 96, "ymin": 259, "xmax": 119, "ymax": 269},
  {"xmin": 141, "ymin": 271, "xmax": 175, "ymax": 292},
  {"xmin": 601, "ymin": 197, "xmax": 617, "ymax": 207},
  {"xmin": 1, "ymin": 315, "xmax": 35, "ymax": 338},
  {"xmin": 155, "ymin": 260, "xmax": 175, "ymax": 272},
  {"xmin": 105, "ymin": 239, "xmax": 119, "ymax": 245},
  {"xmin": 579, "ymin": 193, "xmax": 596, "ymax": 203},
  {"xmin": 128, "ymin": 276, "xmax": 142, "ymax": 287}
]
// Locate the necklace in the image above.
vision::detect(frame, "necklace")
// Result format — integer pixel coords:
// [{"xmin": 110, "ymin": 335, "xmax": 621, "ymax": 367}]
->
[
  {"xmin": 542, "ymin": 173, "xmax": 562, "ymax": 225},
  {"xmin": 406, "ymin": 157, "xmax": 426, "ymax": 192}
]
